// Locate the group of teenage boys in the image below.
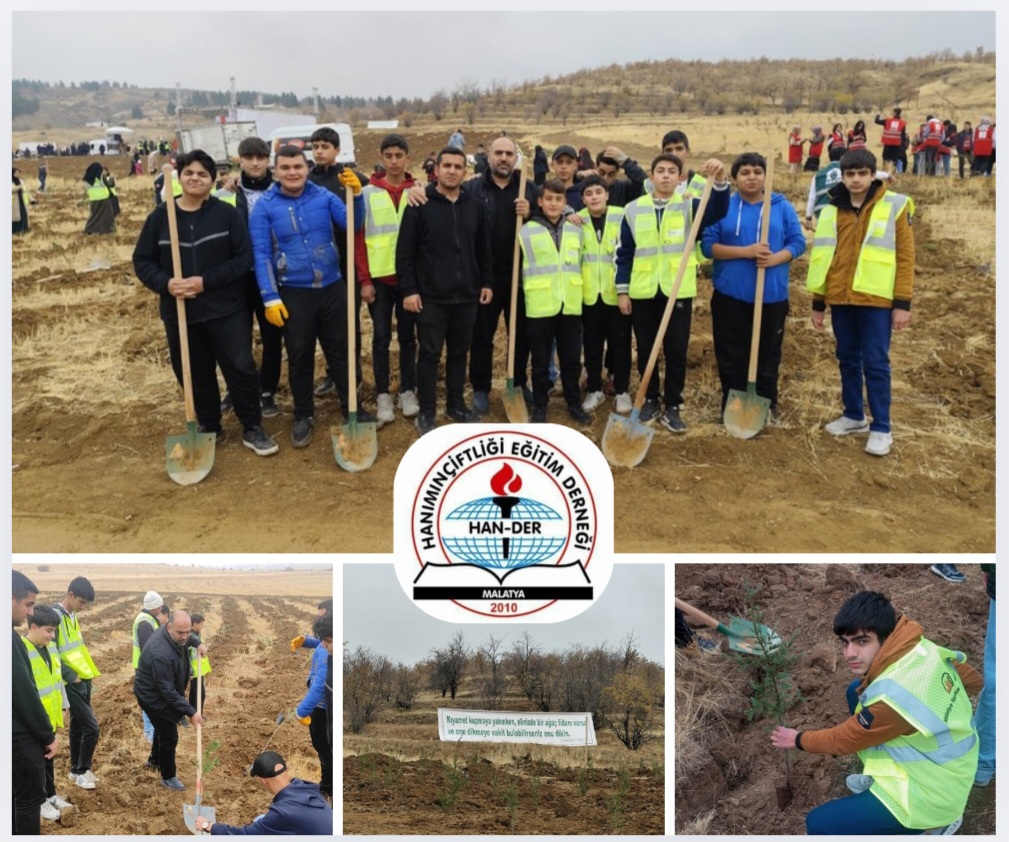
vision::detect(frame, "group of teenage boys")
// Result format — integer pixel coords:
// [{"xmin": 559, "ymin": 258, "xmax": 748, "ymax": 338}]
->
[{"xmin": 134, "ymin": 123, "xmax": 914, "ymax": 457}]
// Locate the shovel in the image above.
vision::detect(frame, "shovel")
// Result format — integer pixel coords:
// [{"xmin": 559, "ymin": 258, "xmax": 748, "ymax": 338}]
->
[
  {"xmin": 602, "ymin": 177, "xmax": 715, "ymax": 468},
  {"xmin": 163, "ymin": 164, "xmax": 215, "ymax": 485},
  {"xmin": 183, "ymin": 659, "xmax": 215, "ymax": 834},
  {"xmin": 724, "ymin": 154, "xmax": 775, "ymax": 439},
  {"xmin": 675, "ymin": 597, "xmax": 782, "ymax": 656},
  {"xmin": 502, "ymin": 167, "xmax": 530, "ymax": 423},
  {"xmin": 332, "ymin": 185, "xmax": 377, "ymax": 471}
]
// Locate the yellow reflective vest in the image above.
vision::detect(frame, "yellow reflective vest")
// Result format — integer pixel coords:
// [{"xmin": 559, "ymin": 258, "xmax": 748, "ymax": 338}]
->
[
  {"xmin": 578, "ymin": 206, "xmax": 623, "ymax": 306},
  {"xmin": 23, "ymin": 637, "xmax": 65, "ymax": 730},
  {"xmin": 623, "ymin": 194, "xmax": 698, "ymax": 300},
  {"xmin": 855, "ymin": 637, "xmax": 978, "ymax": 829},
  {"xmin": 213, "ymin": 188, "xmax": 237, "ymax": 206},
  {"xmin": 87, "ymin": 178, "xmax": 110, "ymax": 201},
  {"xmin": 519, "ymin": 219, "xmax": 584, "ymax": 318},
  {"xmin": 362, "ymin": 185, "xmax": 409, "ymax": 278},
  {"xmin": 681, "ymin": 173, "xmax": 709, "ymax": 265},
  {"xmin": 189, "ymin": 633, "xmax": 212, "ymax": 678},
  {"xmin": 806, "ymin": 193, "xmax": 914, "ymax": 300},
  {"xmin": 132, "ymin": 611, "xmax": 158, "ymax": 669},
  {"xmin": 55, "ymin": 608, "xmax": 100, "ymax": 680}
]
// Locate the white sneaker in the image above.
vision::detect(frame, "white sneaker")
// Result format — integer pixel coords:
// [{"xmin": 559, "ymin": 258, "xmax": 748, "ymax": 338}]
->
[
  {"xmin": 845, "ymin": 774, "xmax": 873, "ymax": 793},
  {"xmin": 41, "ymin": 800, "xmax": 61, "ymax": 821},
  {"xmin": 615, "ymin": 393, "xmax": 633, "ymax": 414},
  {"xmin": 582, "ymin": 391, "xmax": 605, "ymax": 412},
  {"xmin": 824, "ymin": 415, "xmax": 870, "ymax": 436},
  {"xmin": 865, "ymin": 431, "xmax": 893, "ymax": 456},
  {"xmin": 50, "ymin": 794, "xmax": 73, "ymax": 810},
  {"xmin": 73, "ymin": 770, "xmax": 97, "ymax": 790},
  {"xmin": 924, "ymin": 815, "xmax": 963, "ymax": 835},
  {"xmin": 398, "ymin": 390, "xmax": 420, "ymax": 418},
  {"xmin": 375, "ymin": 393, "xmax": 395, "ymax": 428}
]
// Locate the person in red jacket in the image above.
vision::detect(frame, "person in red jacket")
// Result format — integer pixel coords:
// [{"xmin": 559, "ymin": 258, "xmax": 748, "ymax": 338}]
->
[
  {"xmin": 788, "ymin": 125, "xmax": 805, "ymax": 175},
  {"xmin": 956, "ymin": 120, "xmax": 974, "ymax": 179},
  {"xmin": 846, "ymin": 120, "xmax": 868, "ymax": 152},
  {"xmin": 973, "ymin": 117, "xmax": 994, "ymax": 176},
  {"xmin": 874, "ymin": 108, "xmax": 906, "ymax": 172},
  {"xmin": 827, "ymin": 123, "xmax": 846, "ymax": 156},
  {"xmin": 922, "ymin": 114, "xmax": 943, "ymax": 175},
  {"xmin": 804, "ymin": 126, "xmax": 826, "ymax": 171}
]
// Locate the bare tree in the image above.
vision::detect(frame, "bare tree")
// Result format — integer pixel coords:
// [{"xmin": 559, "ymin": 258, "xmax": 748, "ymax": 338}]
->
[
  {"xmin": 476, "ymin": 634, "xmax": 507, "ymax": 710},
  {"xmin": 344, "ymin": 646, "xmax": 383, "ymax": 734},
  {"xmin": 429, "ymin": 631, "xmax": 469, "ymax": 700}
]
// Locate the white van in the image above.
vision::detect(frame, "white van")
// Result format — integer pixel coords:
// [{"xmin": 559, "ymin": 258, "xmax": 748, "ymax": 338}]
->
[{"xmin": 268, "ymin": 123, "xmax": 355, "ymax": 167}]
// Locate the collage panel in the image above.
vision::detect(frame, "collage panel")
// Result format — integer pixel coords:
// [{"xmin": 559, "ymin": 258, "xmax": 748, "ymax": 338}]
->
[
  {"xmin": 11, "ymin": 560, "xmax": 334, "ymax": 836},
  {"xmin": 673, "ymin": 561, "xmax": 995, "ymax": 836}
]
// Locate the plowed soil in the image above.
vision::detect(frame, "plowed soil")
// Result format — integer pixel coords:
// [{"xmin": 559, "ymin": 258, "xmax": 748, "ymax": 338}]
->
[
  {"xmin": 674, "ymin": 562, "xmax": 995, "ymax": 835},
  {"xmin": 12, "ymin": 139, "xmax": 994, "ymax": 553}
]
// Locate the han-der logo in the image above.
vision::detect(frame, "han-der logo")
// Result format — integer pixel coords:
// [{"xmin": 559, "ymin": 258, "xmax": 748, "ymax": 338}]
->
[{"xmin": 394, "ymin": 425, "xmax": 614, "ymax": 622}]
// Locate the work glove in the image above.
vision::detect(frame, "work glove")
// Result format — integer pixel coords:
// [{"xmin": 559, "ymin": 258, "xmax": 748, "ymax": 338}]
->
[
  {"xmin": 337, "ymin": 169, "xmax": 362, "ymax": 196},
  {"xmin": 290, "ymin": 635, "xmax": 305, "ymax": 652},
  {"xmin": 265, "ymin": 302, "xmax": 289, "ymax": 328},
  {"xmin": 298, "ymin": 715, "xmax": 312, "ymax": 726}
]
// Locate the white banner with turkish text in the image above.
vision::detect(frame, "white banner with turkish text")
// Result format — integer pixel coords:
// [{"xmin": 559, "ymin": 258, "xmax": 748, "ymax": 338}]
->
[{"xmin": 437, "ymin": 709, "xmax": 597, "ymax": 745}]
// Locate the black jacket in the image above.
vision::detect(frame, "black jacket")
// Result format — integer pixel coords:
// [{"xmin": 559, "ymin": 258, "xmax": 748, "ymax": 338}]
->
[
  {"xmin": 605, "ymin": 158, "xmax": 647, "ymax": 208},
  {"xmin": 13, "ymin": 630, "xmax": 56, "ymax": 746},
  {"xmin": 396, "ymin": 183, "xmax": 493, "ymax": 303},
  {"xmin": 134, "ymin": 624, "xmax": 201, "ymax": 719},
  {"xmin": 463, "ymin": 168, "xmax": 539, "ymax": 287},
  {"xmin": 133, "ymin": 196, "xmax": 252, "ymax": 325}
]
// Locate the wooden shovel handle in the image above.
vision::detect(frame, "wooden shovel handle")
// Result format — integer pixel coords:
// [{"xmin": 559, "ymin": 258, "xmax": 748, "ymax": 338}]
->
[
  {"xmin": 633, "ymin": 178, "xmax": 715, "ymax": 411},
  {"xmin": 507, "ymin": 167, "xmax": 528, "ymax": 379},
  {"xmin": 163, "ymin": 164, "xmax": 196, "ymax": 424},
  {"xmin": 674, "ymin": 597, "xmax": 724, "ymax": 631},
  {"xmin": 346, "ymin": 180, "xmax": 358, "ymax": 414},
  {"xmin": 746, "ymin": 155, "xmax": 775, "ymax": 383}
]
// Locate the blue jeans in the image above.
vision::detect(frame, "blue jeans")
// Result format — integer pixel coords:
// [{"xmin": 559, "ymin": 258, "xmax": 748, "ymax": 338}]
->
[
  {"xmin": 831, "ymin": 305, "xmax": 893, "ymax": 433},
  {"xmin": 937, "ymin": 152, "xmax": 951, "ymax": 176},
  {"xmin": 142, "ymin": 710, "xmax": 154, "ymax": 743},
  {"xmin": 974, "ymin": 597, "xmax": 995, "ymax": 783}
]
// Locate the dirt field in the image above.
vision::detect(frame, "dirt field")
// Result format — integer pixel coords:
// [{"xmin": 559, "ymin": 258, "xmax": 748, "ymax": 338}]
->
[
  {"xmin": 11, "ymin": 123, "xmax": 995, "ymax": 553},
  {"xmin": 13, "ymin": 563, "xmax": 332, "ymax": 835},
  {"xmin": 674, "ymin": 562, "xmax": 995, "ymax": 835}
]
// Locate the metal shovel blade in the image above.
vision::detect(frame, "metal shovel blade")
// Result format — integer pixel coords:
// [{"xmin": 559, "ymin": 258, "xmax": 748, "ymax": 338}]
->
[
  {"xmin": 502, "ymin": 380, "xmax": 529, "ymax": 423},
  {"xmin": 183, "ymin": 803, "xmax": 216, "ymax": 835},
  {"xmin": 332, "ymin": 414, "xmax": 377, "ymax": 473},
  {"xmin": 601, "ymin": 410, "xmax": 654, "ymax": 468},
  {"xmin": 723, "ymin": 615, "xmax": 782, "ymax": 655},
  {"xmin": 166, "ymin": 421, "xmax": 216, "ymax": 486},
  {"xmin": 723, "ymin": 384, "xmax": 771, "ymax": 440}
]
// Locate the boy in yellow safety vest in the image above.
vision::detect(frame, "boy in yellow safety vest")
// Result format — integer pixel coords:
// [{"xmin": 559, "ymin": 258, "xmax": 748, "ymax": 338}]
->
[
  {"xmin": 770, "ymin": 590, "xmax": 981, "ymax": 835},
  {"xmin": 807, "ymin": 148, "xmax": 915, "ymax": 457},
  {"xmin": 53, "ymin": 576, "xmax": 101, "ymax": 790},
  {"xmin": 23, "ymin": 605, "xmax": 75, "ymax": 822}
]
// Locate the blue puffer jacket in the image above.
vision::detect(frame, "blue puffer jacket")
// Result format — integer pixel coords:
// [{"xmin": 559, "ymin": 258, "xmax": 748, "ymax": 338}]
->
[
  {"xmin": 701, "ymin": 191, "xmax": 806, "ymax": 304},
  {"xmin": 296, "ymin": 643, "xmax": 329, "ymax": 717},
  {"xmin": 209, "ymin": 779, "xmax": 332, "ymax": 835},
  {"xmin": 249, "ymin": 180, "xmax": 364, "ymax": 306}
]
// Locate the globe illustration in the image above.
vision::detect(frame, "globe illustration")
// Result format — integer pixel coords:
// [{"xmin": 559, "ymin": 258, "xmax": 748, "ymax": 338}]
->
[{"xmin": 443, "ymin": 496, "xmax": 566, "ymax": 570}]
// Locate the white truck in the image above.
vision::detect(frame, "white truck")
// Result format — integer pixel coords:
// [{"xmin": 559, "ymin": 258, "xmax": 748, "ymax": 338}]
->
[{"xmin": 175, "ymin": 121, "xmax": 260, "ymax": 164}]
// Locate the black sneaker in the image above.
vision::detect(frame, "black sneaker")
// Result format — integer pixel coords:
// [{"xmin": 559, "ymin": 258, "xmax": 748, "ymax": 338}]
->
[
  {"xmin": 531, "ymin": 406, "xmax": 547, "ymax": 423},
  {"xmin": 660, "ymin": 407, "xmax": 687, "ymax": 433},
  {"xmin": 243, "ymin": 426, "xmax": 279, "ymax": 456},
  {"xmin": 522, "ymin": 386, "xmax": 535, "ymax": 408},
  {"xmin": 291, "ymin": 417, "xmax": 314, "ymax": 448},
  {"xmin": 930, "ymin": 564, "xmax": 966, "ymax": 583},
  {"xmin": 415, "ymin": 413, "xmax": 437, "ymax": 436},
  {"xmin": 446, "ymin": 405, "xmax": 479, "ymax": 423},
  {"xmin": 638, "ymin": 399, "xmax": 660, "ymax": 423},
  {"xmin": 197, "ymin": 423, "xmax": 222, "ymax": 436},
  {"xmin": 768, "ymin": 403, "xmax": 781, "ymax": 427},
  {"xmin": 220, "ymin": 393, "xmax": 234, "ymax": 415},
  {"xmin": 567, "ymin": 404, "xmax": 591, "ymax": 425},
  {"xmin": 260, "ymin": 392, "xmax": 280, "ymax": 419},
  {"xmin": 314, "ymin": 376, "xmax": 336, "ymax": 397}
]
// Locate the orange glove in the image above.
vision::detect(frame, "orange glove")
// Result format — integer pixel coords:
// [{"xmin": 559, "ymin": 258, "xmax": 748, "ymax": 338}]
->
[
  {"xmin": 298, "ymin": 715, "xmax": 312, "ymax": 726},
  {"xmin": 265, "ymin": 302, "xmax": 288, "ymax": 328},
  {"xmin": 290, "ymin": 635, "xmax": 305, "ymax": 652},
  {"xmin": 337, "ymin": 169, "xmax": 362, "ymax": 196}
]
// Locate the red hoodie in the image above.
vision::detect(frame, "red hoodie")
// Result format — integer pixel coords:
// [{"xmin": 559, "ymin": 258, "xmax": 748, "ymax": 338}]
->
[{"xmin": 365, "ymin": 172, "xmax": 416, "ymax": 287}]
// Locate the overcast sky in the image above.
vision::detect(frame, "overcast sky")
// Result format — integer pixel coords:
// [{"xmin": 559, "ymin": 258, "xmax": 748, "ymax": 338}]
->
[
  {"xmin": 343, "ymin": 563, "xmax": 665, "ymax": 665},
  {"xmin": 11, "ymin": 9, "xmax": 997, "ymax": 101}
]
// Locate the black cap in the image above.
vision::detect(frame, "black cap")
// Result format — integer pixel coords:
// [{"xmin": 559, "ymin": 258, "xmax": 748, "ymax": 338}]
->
[
  {"xmin": 552, "ymin": 145, "xmax": 577, "ymax": 161},
  {"xmin": 249, "ymin": 751, "xmax": 287, "ymax": 778}
]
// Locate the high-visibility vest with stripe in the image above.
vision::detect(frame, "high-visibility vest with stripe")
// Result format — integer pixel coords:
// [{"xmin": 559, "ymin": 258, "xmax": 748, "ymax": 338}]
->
[
  {"xmin": 189, "ymin": 634, "xmax": 212, "ymax": 679},
  {"xmin": 55, "ymin": 609, "xmax": 100, "ymax": 680},
  {"xmin": 681, "ymin": 173, "xmax": 710, "ymax": 264},
  {"xmin": 882, "ymin": 118, "xmax": 906, "ymax": 146},
  {"xmin": 362, "ymin": 185, "xmax": 408, "ymax": 278},
  {"xmin": 624, "ymin": 194, "xmax": 698, "ymax": 300},
  {"xmin": 105, "ymin": 178, "xmax": 118, "ymax": 197},
  {"xmin": 925, "ymin": 118, "xmax": 944, "ymax": 146},
  {"xmin": 855, "ymin": 637, "xmax": 978, "ymax": 829},
  {"xmin": 577, "ymin": 206, "xmax": 623, "ymax": 306},
  {"xmin": 87, "ymin": 178, "xmax": 110, "ymax": 201},
  {"xmin": 806, "ymin": 192, "xmax": 913, "ymax": 300},
  {"xmin": 519, "ymin": 220, "xmax": 583, "ymax": 318},
  {"xmin": 23, "ymin": 637, "xmax": 65, "ymax": 730},
  {"xmin": 132, "ymin": 611, "xmax": 158, "ymax": 669},
  {"xmin": 213, "ymin": 188, "xmax": 237, "ymax": 206},
  {"xmin": 974, "ymin": 126, "xmax": 993, "ymax": 156}
]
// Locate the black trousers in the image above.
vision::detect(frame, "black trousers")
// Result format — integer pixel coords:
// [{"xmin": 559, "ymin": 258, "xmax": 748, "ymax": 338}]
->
[
  {"xmin": 416, "ymin": 300, "xmax": 478, "ymax": 416},
  {"xmin": 67, "ymin": 678, "xmax": 100, "ymax": 775},
  {"xmin": 45, "ymin": 757, "xmax": 56, "ymax": 799},
  {"xmin": 282, "ymin": 283, "xmax": 350, "ymax": 419},
  {"xmin": 12, "ymin": 734, "xmax": 47, "ymax": 834},
  {"xmin": 527, "ymin": 313, "xmax": 582, "ymax": 408},
  {"xmin": 188, "ymin": 678, "xmax": 207, "ymax": 712},
  {"xmin": 368, "ymin": 281, "xmax": 417, "ymax": 395},
  {"xmin": 469, "ymin": 274, "xmax": 529, "ymax": 392},
  {"xmin": 140, "ymin": 703, "xmax": 180, "ymax": 781},
  {"xmin": 630, "ymin": 294, "xmax": 693, "ymax": 407},
  {"xmin": 245, "ymin": 273, "xmax": 284, "ymax": 395},
  {"xmin": 308, "ymin": 707, "xmax": 332, "ymax": 797},
  {"xmin": 710, "ymin": 290, "xmax": 789, "ymax": 410},
  {"xmin": 165, "ymin": 309, "xmax": 262, "ymax": 433},
  {"xmin": 959, "ymin": 151, "xmax": 973, "ymax": 178},
  {"xmin": 582, "ymin": 299, "xmax": 631, "ymax": 393}
]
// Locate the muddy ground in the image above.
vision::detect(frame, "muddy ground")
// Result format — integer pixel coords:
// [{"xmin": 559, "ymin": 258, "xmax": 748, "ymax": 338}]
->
[
  {"xmin": 12, "ymin": 140, "xmax": 995, "ymax": 553},
  {"xmin": 674, "ymin": 562, "xmax": 995, "ymax": 835}
]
